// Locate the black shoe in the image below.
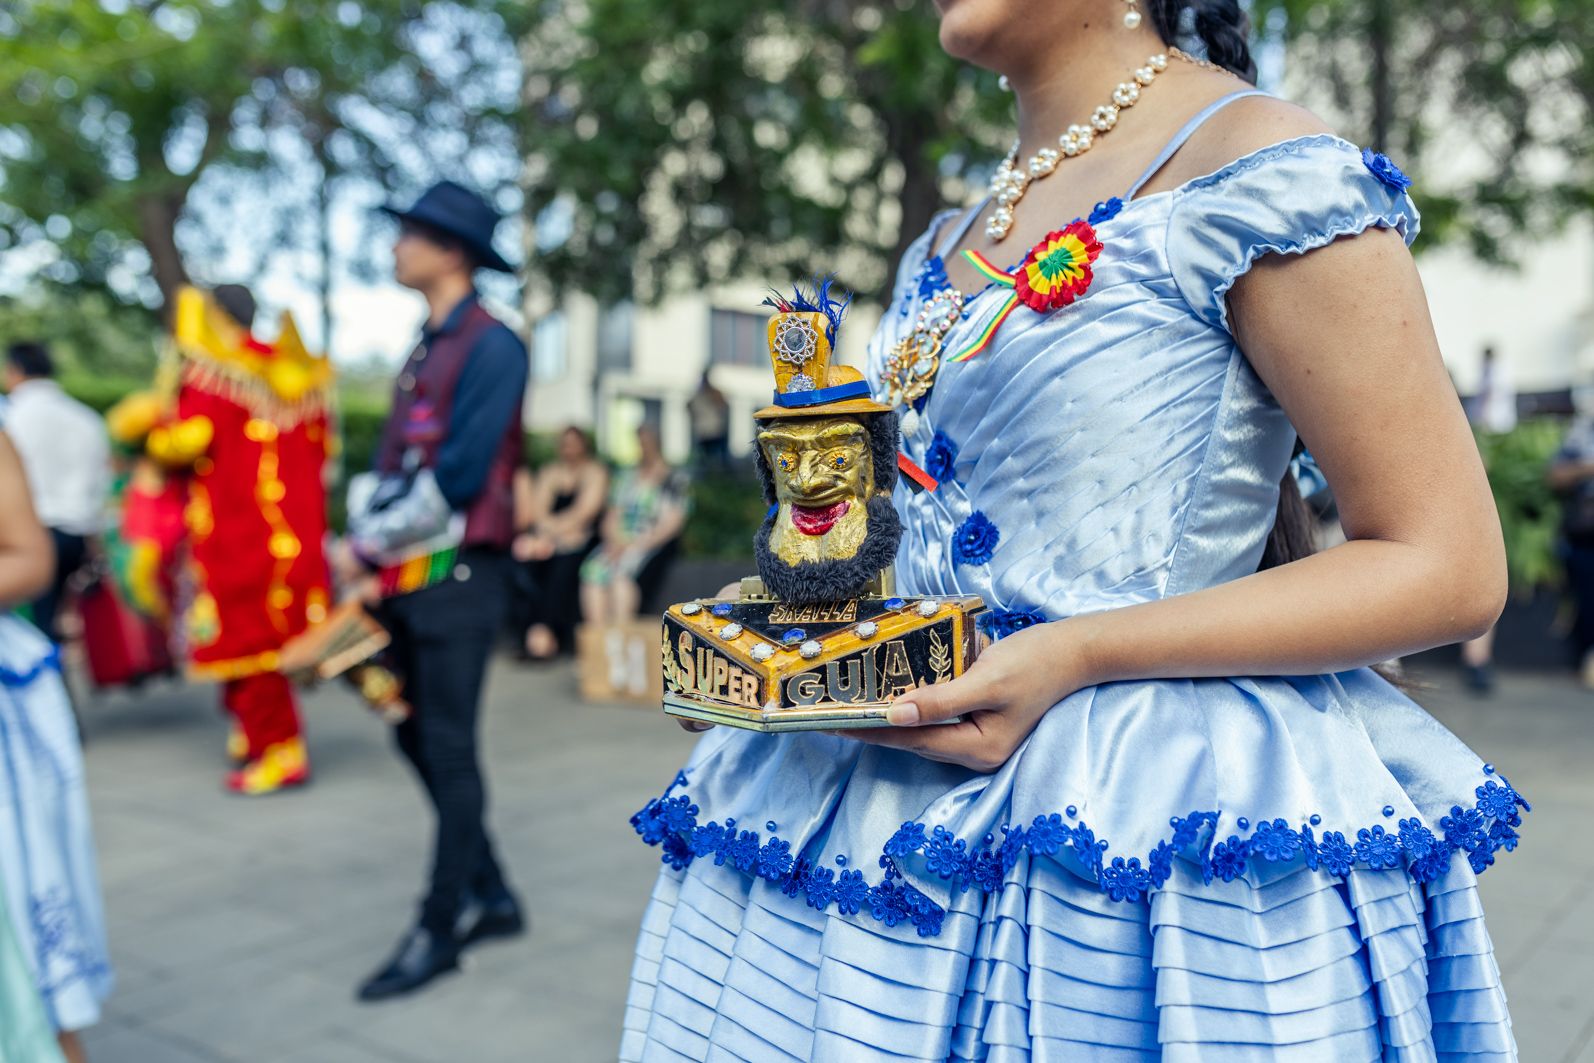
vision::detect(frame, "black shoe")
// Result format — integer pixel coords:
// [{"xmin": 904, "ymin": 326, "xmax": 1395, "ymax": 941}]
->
[
  {"xmin": 356, "ymin": 925, "xmax": 460, "ymax": 1002},
  {"xmin": 456, "ymin": 892, "xmax": 526, "ymax": 949},
  {"xmin": 1463, "ymin": 663, "xmax": 1495, "ymax": 695}
]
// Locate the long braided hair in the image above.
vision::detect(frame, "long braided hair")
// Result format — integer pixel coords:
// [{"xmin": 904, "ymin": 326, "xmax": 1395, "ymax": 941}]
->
[
  {"xmin": 1144, "ymin": 1, "xmax": 1315, "ymax": 570},
  {"xmin": 1146, "ymin": 0, "xmax": 1258, "ymax": 84}
]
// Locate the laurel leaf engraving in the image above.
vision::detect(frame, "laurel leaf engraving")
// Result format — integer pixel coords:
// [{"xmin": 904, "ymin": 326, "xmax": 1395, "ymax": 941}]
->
[
  {"xmin": 661, "ymin": 631, "xmax": 678, "ymax": 692},
  {"xmin": 928, "ymin": 627, "xmax": 952, "ymax": 684}
]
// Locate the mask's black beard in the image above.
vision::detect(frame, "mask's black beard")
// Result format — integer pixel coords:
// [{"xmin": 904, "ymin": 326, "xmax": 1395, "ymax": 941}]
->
[{"xmin": 754, "ymin": 494, "xmax": 901, "ymax": 604}]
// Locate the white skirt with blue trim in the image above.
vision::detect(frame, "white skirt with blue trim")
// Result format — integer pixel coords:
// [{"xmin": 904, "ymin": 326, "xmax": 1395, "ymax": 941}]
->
[{"xmin": 0, "ymin": 614, "xmax": 113, "ymax": 1032}]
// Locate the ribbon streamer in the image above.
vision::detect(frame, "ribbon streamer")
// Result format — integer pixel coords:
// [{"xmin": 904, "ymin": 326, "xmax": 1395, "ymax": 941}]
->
[{"xmin": 949, "ymin": 250, "xmax": 1020, "ymax": 364}]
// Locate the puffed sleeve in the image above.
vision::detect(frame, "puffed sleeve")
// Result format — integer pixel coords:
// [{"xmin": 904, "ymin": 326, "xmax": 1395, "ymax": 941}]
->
[{"xmin": 1167, "ymin": 134, "xmax": 1420, "ymax": 334}]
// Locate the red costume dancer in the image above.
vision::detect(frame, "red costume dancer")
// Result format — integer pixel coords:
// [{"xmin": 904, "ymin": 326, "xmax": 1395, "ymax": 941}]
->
[{"xmin": 143, "ymin": 286, "xmax": 334, "ymax": 794}]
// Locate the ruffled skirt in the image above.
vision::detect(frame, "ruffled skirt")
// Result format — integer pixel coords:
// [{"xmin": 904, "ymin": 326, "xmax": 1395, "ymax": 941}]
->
[
  {"xmin": 623, "ymin": 667, "xmax": 1521, "ymax": 1060},
  {"xmin": 0, "ymin": 615, "xmax": 113, "ymax": 1032}
]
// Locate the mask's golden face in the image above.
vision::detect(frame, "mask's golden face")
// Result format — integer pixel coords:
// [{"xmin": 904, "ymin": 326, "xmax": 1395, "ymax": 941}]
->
[{"xmin": 758, "ymin": 416, "xmax": 876, "ymax": 566}]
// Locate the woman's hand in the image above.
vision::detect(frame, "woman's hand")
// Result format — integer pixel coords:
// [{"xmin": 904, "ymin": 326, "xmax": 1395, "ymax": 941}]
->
[
  {"xmin": 512, "ymin": 531, "xmax": 555, "ymax": 562},
  {"xmin": 841, "ymin": 620, "xmax": 1093, "ymax": 771}
]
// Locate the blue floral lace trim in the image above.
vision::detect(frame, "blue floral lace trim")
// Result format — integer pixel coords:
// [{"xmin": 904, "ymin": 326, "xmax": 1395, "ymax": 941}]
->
[
  {"xmin": 0, "ymin": 643, "xmax": 60, "ymax": 688},
  {"xmin": 631, "ymin": 769, "xmax": 1529, "ymax": 938}
]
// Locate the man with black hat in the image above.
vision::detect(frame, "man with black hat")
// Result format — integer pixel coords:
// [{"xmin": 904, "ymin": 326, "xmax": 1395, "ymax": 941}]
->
[{"xmin": 356, "ymin": 180, "xmax": 528, "ymax": 1001}]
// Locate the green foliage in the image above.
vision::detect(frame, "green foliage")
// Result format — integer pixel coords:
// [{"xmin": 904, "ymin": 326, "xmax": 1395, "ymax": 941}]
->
[
  {"xmin": 0, "ymin": 283, "xmax": 162, "ymax": 380},
  {"xmin": 0, "ymin": 0, "xmax": 529, "ymax": 311},
  {"xmin": 1252, "ymin": 0, "xmax": 1594, "ymax": 256},
  {"xmin": 682, "ymin": 468, "xmax": 766, "ymax": 561},
  {"xmin": 1475, "ymin": 418, "xmax": 1566, "ymax": 595},
  {"xmin": 520, "ymin": 0, "xmax": 1011, "ymax": 306}
]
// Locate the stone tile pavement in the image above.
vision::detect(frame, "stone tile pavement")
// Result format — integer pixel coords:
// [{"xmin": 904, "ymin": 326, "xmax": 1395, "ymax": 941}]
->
[{"xmin": 69, "ymin": 658, "xmax": 1594, "ymax": 1062}]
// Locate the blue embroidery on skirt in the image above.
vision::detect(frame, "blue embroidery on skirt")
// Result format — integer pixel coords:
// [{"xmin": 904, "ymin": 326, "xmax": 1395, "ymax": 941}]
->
[{"xmin": 631, "ymin": 772, "xmax": 1530, "ymax": 937}]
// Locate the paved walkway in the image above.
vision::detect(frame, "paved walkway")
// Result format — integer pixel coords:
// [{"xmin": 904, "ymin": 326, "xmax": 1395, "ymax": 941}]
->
[{"xmin": 73, "ymin": 659, "xmax": 1593, "ymax": 1062}]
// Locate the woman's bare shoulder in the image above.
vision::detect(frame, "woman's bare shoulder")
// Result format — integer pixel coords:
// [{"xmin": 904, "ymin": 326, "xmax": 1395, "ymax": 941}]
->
[{"xmin": 1147, "ymin": 93, "xmax": 1338, "ymax": 193}]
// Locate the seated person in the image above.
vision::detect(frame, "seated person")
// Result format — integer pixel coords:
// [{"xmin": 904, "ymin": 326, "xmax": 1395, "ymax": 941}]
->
[
  {"xmin": 579, "ymin": 424, "xmax": 687, "ymax": 625},
  {"xmin": 511, "ymin": 426, "xmax": 607, "ymax": 658}
]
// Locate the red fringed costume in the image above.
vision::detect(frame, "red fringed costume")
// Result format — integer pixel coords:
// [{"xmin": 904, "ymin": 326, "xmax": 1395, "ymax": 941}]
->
[{"xmin": 122, "ymin": 287, "xmax": 334, "ymax": 793}]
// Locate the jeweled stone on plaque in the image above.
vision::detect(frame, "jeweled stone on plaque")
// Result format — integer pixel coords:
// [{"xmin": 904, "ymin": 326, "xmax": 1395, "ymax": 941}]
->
[{"xmin": 661, "ymin": 283, "xmax": 983, "ymax": 732}]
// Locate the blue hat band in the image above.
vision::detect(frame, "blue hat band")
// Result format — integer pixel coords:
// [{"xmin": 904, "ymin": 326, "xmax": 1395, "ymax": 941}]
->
[{"xmin": 773, "ymin": 380, "xmax": 874, "ymax": 409}]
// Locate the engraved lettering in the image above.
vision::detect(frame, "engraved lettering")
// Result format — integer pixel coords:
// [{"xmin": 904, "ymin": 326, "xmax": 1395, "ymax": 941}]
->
[
  {"xmin": 768, "ymin": 600, "xmax": 858, "ymax": 624},
  {"xmin": 786, "ymin": 671, "xmax": 824, "ymax": 705},
  {"xmin": 826, "ymin": 657, "xmax": 865, "ymax": 703},
  {"xmin": 879, "ymin": 639, "xmax": 916, "ymax": 699},
  {"xmin": 677, "ymin": 632, "xmax": 695, "ymax": 688}
]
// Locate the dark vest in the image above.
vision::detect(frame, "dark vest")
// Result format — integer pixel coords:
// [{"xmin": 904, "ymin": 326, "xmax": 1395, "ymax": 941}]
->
[{"xmin": 377, "ymin": 301, "xmax": 521, "ymax": 550}]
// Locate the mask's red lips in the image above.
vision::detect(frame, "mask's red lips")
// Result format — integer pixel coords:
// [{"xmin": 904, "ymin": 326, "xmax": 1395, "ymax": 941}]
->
[{"xmin": 790, "ymin": 500, "xmax": 850, "ymax": 536}]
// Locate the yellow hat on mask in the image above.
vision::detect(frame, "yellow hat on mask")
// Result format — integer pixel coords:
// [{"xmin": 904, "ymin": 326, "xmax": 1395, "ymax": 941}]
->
[{"xmin": 754, "ymin": 281, "xmax": 892, "ymax": 421}]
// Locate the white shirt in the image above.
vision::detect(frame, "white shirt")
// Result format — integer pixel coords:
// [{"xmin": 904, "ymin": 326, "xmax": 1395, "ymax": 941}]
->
[{"xmin": 4, "ymin": 379, "xmax": 112, "ymax": 535}]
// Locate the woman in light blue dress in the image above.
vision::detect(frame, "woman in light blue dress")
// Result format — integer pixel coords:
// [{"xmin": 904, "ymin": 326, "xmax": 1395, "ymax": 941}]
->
[
  {"xmin": 0, "ymin": 401, "xmax": 113, "ymax": 1060},
  {"xmin": 626, "ymin": 2, "xmax": 1521, "ymax": 1059}
]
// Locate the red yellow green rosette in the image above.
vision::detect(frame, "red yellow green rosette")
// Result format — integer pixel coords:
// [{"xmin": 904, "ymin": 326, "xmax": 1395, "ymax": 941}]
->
[
  {"xmin": 1014, "ymin": 220, "xmax": 1103, "ymax": 311},
  {"xmin": 949, "ymin": 219, "xmax": 1103, "ymax": 363}
]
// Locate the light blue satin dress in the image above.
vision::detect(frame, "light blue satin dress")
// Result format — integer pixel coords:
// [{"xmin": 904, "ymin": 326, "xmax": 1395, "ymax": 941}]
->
[
  {"xmin": 0, "ymin": 614, "xmax": 113, "ymax": 1034},
  {"xmin": 625, "ymin": 94, "xmax": 1521, "ymax": 1061}
]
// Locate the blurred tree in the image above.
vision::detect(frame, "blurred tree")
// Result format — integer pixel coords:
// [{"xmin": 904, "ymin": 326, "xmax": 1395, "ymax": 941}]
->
[
  {"xmin": 0, "ymin": 0, "xmax": 529, "ymax": 321},
  {"xmin": 1253, "ymin": 0, "xmax": 1594, "ymax": 256},
  {"xmin": 0, "ymin": 281, "xmax": 161, "ymax": 381},
  {"xmin": 519, "ymin": 0, "xmax": 1011, "ymax": 306}
]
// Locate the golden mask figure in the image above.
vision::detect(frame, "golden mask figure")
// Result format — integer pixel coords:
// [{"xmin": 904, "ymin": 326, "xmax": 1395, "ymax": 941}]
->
[
  {"xmin": 658, "ymin": 281, "xmax": 983, "ymax": 732},
  {"xmin": 751, "ymin": 288, "xmax": 902, "ymax": 605}
]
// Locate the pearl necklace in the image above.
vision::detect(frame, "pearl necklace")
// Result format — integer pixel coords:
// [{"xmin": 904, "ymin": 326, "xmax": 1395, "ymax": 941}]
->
[{"xmin": 986, "ymin": 48, "xmax": 1216, "ymax": 241}]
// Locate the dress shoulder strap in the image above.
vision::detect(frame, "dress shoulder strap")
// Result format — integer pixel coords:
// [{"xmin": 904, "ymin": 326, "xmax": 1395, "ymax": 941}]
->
[
  {"xmin": 1126, "ymin": 88, "xmax": 1271, "ymax": 200},
  {"xmin": 934, "ymin": 199, "xmax": 990, "ymax": 259}
]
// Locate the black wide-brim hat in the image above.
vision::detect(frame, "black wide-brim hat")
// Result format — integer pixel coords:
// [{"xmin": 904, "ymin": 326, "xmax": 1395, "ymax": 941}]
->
[{"xmin": 380, "ymin": 180, "xmax": 515, "ymax": 273}]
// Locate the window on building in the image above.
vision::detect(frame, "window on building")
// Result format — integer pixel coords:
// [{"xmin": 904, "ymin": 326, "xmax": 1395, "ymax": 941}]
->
[
  {"xmin": 709, "ymin": 308, "xmax": 766, "ymax": 367},
  {"xmin": 531, "ymin": 311, "xmax": 567, "ymax": 381},
  {"xmin": 597, "ymin": 301, "xmax": 634, "ymax": 372}
]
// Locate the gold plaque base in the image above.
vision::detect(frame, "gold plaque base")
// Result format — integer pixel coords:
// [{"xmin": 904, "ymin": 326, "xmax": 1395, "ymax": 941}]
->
[{"xmin": 661, "ymin": 587, "xmax": 984, "ymax": 733}]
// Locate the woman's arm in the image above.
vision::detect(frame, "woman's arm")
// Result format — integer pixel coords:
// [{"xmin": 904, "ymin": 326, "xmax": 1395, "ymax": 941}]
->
[
  {"xmin": 632, "ymin": 498, "xmax": 686, "ymax": 554},
  {"xmin": 566, "ymin": 464, "xmax": 610, "ymax": 532},
  {"xmin": 853, "ymin": 227, "xmax": 1506, "ymax": 771},
  {"xmin": 0, "ymin": 432, "xmax": 55, "ymax": 609},
  {"xmin": 1547, "ymin": 453, "xmax": 1594, "ymax": 493},
  {"xmin": 512, "ymin": 466, "xmax": 539, "ymax": 533}
]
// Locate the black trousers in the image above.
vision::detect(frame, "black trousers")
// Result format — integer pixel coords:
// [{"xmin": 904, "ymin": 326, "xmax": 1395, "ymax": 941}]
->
[
  {"xmin": 1566, "ymin": 540, "xmax": 1594, "ymax": 663},
  {"xmin": 511, "ymin": 543, "xmax": 593, "ymax": 652},
  {"xmin": 32, "ymin": 529, "xmax": 87, "ymax": 642},
  {"xmin": 380, "ymin": 549, "xmax": 514, "ymax": 934}
]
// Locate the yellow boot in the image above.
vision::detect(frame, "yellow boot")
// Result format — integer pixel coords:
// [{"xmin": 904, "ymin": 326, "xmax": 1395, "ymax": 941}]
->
[{"xmin": 225, "ymin": 736, "xmax": 310, "ymax": 796}]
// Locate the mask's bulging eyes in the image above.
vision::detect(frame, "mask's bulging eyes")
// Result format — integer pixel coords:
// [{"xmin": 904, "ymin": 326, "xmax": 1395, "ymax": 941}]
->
[
  {"xmin": 832, "ymin": 453, "xmax": 849, "ymax": 469},
  {"xmin": 777, "ymin": 452, "xmax": 795, "ymax": 472}
]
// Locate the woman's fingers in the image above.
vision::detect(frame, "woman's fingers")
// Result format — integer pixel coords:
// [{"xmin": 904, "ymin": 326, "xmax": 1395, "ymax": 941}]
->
[
  {"xmin": 844, "ymin": 716, "xmax": 1010, "ymax": 772},
  {"xmin": 886, "ymin": 666, "xmax": 1003, "ymax": 726}
]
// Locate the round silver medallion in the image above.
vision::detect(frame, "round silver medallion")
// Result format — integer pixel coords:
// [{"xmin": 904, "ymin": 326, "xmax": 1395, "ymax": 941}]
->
[
  {"xmin": 750, "ymin": 642, "xmax": 774, "ymax": 662},
  {"xmin": 798, "ymin": 640, "xmax": 822, "ymax": 659},
  {"xmin": 681, "ymin": 602, "xmax": 702, "ymax": 616},
  {"xmin": 916, "ymin": 599, "xmax": 940, "ymax": 618},
  {"xmin": 719, "ymin": 623, "xmax": 744, "ymax": 640},
  {"xmin": 856, "ymin": 621, "xmax": 878, "ymax": 639},
  {"xmin": 773, "ymin": 317, "xmax": 819, "ymax": 366}
]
